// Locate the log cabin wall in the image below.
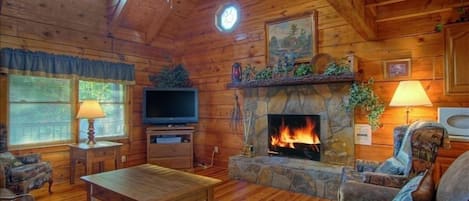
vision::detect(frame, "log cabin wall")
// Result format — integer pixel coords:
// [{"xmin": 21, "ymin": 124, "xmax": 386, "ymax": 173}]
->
[
  {"xmin": 176, "ymin": 0, "xmax": 469, "ymax": 167},
  {"xmin": 0, "ymin": 0, "xmax": 189, "ymax": 183},
  {"xmin": 0, "ymin": 0, "xmax": 467, "ymax": 184}
]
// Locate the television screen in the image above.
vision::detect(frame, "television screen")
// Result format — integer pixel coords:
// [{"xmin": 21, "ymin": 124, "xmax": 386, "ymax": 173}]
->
[{"xmin": 143, "ymin": 88, "xmax": 198, "ymax": 125}]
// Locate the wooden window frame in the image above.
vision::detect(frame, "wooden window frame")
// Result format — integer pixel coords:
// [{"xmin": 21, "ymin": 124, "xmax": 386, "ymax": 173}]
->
[{"xmin": 3, "ymin": 75, "xmax": 131, "ymax": 149}]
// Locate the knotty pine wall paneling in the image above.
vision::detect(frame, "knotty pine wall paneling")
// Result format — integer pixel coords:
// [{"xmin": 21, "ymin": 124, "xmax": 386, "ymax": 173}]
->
[
  {"xmin": 0, "ymin": 1, "xmax": 175, "ymax": 183},
  {"xmin": 177, "ymin": 0, "xmax": 469, "ymax": 167}
]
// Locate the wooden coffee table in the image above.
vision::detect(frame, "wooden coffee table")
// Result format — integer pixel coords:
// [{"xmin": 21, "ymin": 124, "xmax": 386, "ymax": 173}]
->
[{"xmin": 81, "ymin": 164, "xmax": 222, "ymax": 201}]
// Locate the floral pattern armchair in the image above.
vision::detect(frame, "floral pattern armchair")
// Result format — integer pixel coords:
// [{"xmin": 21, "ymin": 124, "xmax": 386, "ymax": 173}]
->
[
  {"xmin": 338, "ymin": 120, "xmax": 450, "ymax": 201},
  {"xmin": 0, "ymin": 124, "xmax": 53, "ymax": 195}
]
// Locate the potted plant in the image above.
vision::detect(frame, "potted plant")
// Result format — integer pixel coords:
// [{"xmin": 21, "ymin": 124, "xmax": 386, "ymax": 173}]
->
[
  {"xmin": 346, "ymin": 78, "xmax": 385, "ymax": 130},
  {"xmin": 148, "ymin": 64, "xmax": 192, "ymax": 88},
  {"xmin": 323, "ymin": 57, "xmax": 352, "ymax": 76}
]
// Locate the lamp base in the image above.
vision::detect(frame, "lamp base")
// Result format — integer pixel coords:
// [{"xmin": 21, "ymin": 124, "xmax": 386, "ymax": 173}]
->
[
  {"xmin": 87, "ymin": 119, "xmax": 96, "ymax": 145},
  {"xmin": 405, "ymin": 106, "xmax": 410, "ymax": 125}
]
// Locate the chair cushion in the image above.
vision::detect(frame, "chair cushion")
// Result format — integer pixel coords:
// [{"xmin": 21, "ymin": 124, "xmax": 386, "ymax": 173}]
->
[
  {"xmin": 0, "ymin": 152, "xmax": 23, "ymax": 168},
  {"xmin": 376, "ymin": 157, "xmax": 405, "ymax": 175},
  {"xmin": 10, "ymin": 162, "xmax": 51, "ymax": 182}
]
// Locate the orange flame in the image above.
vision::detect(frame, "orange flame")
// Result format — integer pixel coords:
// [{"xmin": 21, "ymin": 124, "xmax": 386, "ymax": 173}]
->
[{"xmin": 270, "ymin": 117, "xmax": 320, "ymax": 148}]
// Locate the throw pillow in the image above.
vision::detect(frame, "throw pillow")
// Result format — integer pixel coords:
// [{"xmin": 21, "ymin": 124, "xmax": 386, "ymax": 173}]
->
[{"xmin": 376, "ymin": 157, "xmax": 405, "ymax": 175}]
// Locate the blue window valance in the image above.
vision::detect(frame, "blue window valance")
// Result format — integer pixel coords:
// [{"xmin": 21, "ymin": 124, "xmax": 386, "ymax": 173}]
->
[{"xmin": 0, "ymin": 48, "xmax": 135, "ymax": 85}]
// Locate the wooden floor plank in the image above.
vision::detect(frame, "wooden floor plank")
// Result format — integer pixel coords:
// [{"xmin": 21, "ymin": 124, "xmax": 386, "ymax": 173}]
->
[{"xmin": 31, "ymin": 166, "xmax": 331, "ymax": 201}]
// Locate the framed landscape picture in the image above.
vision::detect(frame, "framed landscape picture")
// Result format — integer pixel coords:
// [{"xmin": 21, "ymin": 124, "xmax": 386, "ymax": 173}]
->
[
  {"xmin": 265, "ymin": 12, "xmax": 318, "ymax": 66},
  {"xmin": 383, "ymin": 58, "xmax": 412, "ymax": 80}
]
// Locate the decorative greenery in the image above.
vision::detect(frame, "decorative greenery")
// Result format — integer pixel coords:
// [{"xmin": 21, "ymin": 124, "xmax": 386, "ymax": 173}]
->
[
  {"xmin": 294, "ymin": 63, "xmax": 314, "ymax": 77},
  {"xmin": 237, "ymin": 55, "xmax": 351, "ymax": 83},
  {"xmin": 323, "ymin": 58, "xmax": 351, "ymax": 76},
  {"xmin": 435, "ymin": 23, "xmax": 443, "ymax": 32},
  {"xmin": 345, "ymin": 78, "xmax": 385, "ymax": 130},
  {"xmin": 271, "ymin": 55, "xmax": 296, "ymax": 79},
  {"xmin": 254, "ymin": 67, "xmax": 273, "ymax": 80},
  {"xmin": 455, "ymin": 6, "xmax": 469, "ymax": 23},
  {"xmin": 149, "ymin": 64, "xmax": 192, "ymax": 88},
  {"xmin": 242, "ymin": 64, "xmax": 256, "ymax": 82},
  {"xmin": 435, "ymin": 6, "xmax": 469, "ymax": 32}
]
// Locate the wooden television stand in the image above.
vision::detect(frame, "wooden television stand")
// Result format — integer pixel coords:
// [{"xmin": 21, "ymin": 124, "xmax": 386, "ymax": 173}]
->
[{"xmin": 146, "ymin": 126, "xmax": 194, "ymax": 169}]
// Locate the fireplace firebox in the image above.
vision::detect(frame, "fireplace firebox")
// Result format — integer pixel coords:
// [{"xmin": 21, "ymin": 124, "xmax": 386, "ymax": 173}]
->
[{"xmin": 268, "ymin": 114, "xmax": 321, "ymax": 161}]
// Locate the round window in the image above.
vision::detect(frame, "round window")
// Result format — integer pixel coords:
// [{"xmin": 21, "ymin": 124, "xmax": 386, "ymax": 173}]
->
[{"xmin": 215, "ymin": 3, "xmax": 240, "ymax": 32}]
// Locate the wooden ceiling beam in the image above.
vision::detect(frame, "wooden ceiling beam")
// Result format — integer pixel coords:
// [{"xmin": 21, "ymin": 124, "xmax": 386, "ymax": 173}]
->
[
  {"xmin": 376, "ymin": 8, "xmax": 452, "ymax": 22},
  {"xmin": 108, "ymin": 0, "xmax": 128, "ymax": 37},
  {"xmin": 326, "ymin": 0, "xmax": 377, "ymax": 40},
  {"xmin": 144, "ymin": 0, "xmax": 172, "ymax": 44},
  {"xmin": 375, "ymin": 1, "xmax": 469, "ymax": 23},
  {"xmin": 113, "ymin": 27, "xmax": 146, "ymax": 44},
  {"xmin": 366, "ymin": 0, "xmax": 407, "ymax": 8}
]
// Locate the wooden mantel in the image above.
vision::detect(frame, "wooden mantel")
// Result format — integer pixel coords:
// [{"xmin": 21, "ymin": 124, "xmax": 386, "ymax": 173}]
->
[{"xmin": 226, "ymin": 73, "xmax": 355, "ymax": 89}]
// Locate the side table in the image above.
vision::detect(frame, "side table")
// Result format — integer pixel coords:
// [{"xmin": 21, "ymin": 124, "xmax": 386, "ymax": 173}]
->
[{"xmin": 69, "ymin": 141, "xmax": 123, "ymax": 184}]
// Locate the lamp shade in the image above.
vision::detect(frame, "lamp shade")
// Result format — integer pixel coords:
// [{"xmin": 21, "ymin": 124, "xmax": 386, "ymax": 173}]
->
[
  {"xmin": 389, "ymin": 81, "xmax": 432, "ymax": 107},
  {"xmin": 76, "ymin": 100, "xmax": 105, "ymax": 119}
]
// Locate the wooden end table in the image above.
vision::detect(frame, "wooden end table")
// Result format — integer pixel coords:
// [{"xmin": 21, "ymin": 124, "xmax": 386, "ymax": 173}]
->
[
  {"xmin": 81, "ymin": 164, "xmax": 222, "ymax": 201},
  {"xmin": 69, "ymin": 141, "xmax": 123, "ymax": 184}
]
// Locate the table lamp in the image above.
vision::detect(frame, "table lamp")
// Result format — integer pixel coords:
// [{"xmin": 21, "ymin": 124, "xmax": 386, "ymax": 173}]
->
[
  {"xmin": 389, "ymin": 81, "xmax": 432, "ymax": 124},
  {"xmin": 77, "ymin": 100, "xmax": 105, "ymax": 145}
]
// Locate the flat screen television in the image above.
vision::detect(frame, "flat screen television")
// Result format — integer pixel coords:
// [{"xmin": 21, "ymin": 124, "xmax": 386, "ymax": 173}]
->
[{"xmin": 143, "ymin": 88, "xmax": 199, "ymax": 125}]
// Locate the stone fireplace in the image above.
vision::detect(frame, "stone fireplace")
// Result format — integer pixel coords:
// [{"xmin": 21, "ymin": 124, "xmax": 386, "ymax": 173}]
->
[
  {"xmin": 242, "ymin": 83, "xmax": 354, "ymax": 165},
  {"xmin": 229, "ymin": 83, "xmax": 355, "ymax": 200},
  {"xmin": 268, "ymin": 114, "xmax": 321, "ymax": 161}
]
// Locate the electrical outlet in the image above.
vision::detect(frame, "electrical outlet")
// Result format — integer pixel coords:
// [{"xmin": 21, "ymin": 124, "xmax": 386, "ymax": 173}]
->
[
  {"xmin": 121, "ymin": 155, "xmax": 127, "ymax": 163},
  {"xmin": 214, "ymin": 146, "xmax": 219, "ymax": 153}
]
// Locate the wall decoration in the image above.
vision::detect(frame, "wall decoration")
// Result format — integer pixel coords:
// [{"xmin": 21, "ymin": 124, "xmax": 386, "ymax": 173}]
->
[
  {"xmin": 383, "ymin": 58, "xmax": 412, "ymax": 79},
  {"xmin": 265, "ymin": 12, "xmax": 318, "ymax": 66},
  {"xmin": 354, "ymin": 124, "xmax": 372, "ymax": 145},
  {"xmin": 231, "ymin": 62, "xmax": 242, "ymax": 83},
  {"xmin": 438, "ymin": 107, "xmax": 469, "ymax": 139}
]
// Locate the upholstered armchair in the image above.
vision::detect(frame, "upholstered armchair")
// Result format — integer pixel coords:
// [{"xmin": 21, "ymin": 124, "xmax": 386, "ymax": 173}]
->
[
  {"xmin": 0, "ymin": 124, "xmax": 53, "ymax": 195},
  {"xmin": 338, "ymin": 120, "xmax": 450, "ymax": 201}
]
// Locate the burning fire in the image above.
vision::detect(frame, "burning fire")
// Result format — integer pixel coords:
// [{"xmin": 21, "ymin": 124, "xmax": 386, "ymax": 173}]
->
[{"xmin": 270, "ymin": 117, "xmax": 320, "ymax": 149}]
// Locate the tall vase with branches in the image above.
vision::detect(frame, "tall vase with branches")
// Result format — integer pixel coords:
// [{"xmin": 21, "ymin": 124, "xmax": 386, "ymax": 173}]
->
[{"xmin": 242, "ymin": 110, "xmax": 254, "ymax": 157}]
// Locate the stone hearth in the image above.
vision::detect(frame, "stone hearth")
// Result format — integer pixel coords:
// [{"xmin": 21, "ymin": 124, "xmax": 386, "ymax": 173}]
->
[
  {"xmin": 228, "ymin": 83, "xmax": 354, "ymax": 200},
  {"xmin": 229, "ymin": 156, "xmax": 342, "ymax": 200}
]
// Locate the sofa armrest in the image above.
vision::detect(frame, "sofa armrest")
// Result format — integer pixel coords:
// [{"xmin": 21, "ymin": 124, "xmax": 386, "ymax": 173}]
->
[
  {"xmin": 16, "ymin": 153, "xmax": 41, "ymax": 164},
  {"xmin": 363, "ymin": 171, "xmax": 409, "ymax": 188},
  {"xmin": 340, "ymin": 166, "xmax": 364, "ymax": 184},
  {"xmin": 338, "ymin": 180, "xmax": 400, "ymax": 201}
]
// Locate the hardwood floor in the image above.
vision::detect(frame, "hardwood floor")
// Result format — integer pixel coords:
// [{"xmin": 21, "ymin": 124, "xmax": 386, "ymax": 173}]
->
[{"xmin": 31, "ymin": 166, "xmax": 332, "ymax": 201}]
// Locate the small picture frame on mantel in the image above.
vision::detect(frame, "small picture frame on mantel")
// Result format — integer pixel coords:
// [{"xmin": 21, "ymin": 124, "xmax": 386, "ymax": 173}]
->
[{"xmin": 383, "ymin": 58, "xmax": 411, "ymax": 80}]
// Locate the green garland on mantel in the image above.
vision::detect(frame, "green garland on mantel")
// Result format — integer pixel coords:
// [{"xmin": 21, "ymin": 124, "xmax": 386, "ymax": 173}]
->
[{"xmin": 345, "ymin": 78, "xmax": 385, "ymax": 130}]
